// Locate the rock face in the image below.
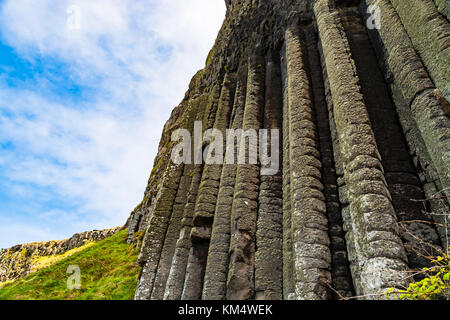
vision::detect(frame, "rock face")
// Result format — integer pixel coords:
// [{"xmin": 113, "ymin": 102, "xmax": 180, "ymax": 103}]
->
[
  {"xmin": 0, "ymin": 228, "xmax": 120, "ymax": 283},
  {"xmin": 128, "ymin": 0, "xmax": 449, "ymax": 300}
]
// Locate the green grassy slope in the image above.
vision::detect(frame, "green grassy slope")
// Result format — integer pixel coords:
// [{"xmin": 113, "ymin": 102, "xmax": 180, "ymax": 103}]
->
[{"xmin": 0, "ymin": 229, "xmax": 141, "ymax": 300}]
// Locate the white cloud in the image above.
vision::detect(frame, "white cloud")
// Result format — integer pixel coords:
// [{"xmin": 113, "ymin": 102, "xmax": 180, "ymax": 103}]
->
[
  {"xmin": 0, "ymin": 0, "xmax": 225, "ymax": 248},
  {"xmin": 0, "ymin": 220, "xmax": 65, "ymax": 248}
]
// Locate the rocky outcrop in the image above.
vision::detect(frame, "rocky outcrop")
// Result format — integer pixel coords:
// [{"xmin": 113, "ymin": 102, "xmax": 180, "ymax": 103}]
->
[
  {"xmin": 0, "ymin": 228, "xmax": 120, "ymax": 283},
  {"xmin": 128, "ymin": 0, "xmax": 449, "ymax": 300}
]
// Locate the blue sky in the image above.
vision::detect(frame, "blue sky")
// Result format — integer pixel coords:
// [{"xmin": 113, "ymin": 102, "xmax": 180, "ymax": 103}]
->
[{"xmin": 0, "ymin": 0, "xmax": 225, "ymax": 248}]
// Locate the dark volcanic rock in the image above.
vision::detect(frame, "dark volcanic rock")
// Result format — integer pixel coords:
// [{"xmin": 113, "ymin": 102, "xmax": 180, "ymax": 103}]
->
[{"xmin": 129, "ymin": 0, "xmax": 450, "ymax": 300}]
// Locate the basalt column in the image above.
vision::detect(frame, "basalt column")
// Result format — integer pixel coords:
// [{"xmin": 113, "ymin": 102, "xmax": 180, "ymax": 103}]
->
[
  {"xmin": 226, "ymin": 55, "xmax": 265, "ymax": 300},
  {"xmin": 182, "ymin": 76, "xmax": 236, "ymax": 300},
  {"xmin": 167, "ymin": 84, "xmax": 222, "ymax": 301},
  {"xmin": 151, "ymin": 164, "xmax": 193, "ymax": 299},
  {"xmin": 164, "ymin": 164, "xmax": 204, "ymax": 300},
  {"xmin": 281, "ymin": 42, "xmax": 295, "ymax": 300},
  {"xmin": 314, "ymin": 0, "xmax": 409, "ymax": 297},
  {"xmin": 135, "ymin": 84, "xmax": 213, "ymax": 301},
  {"xmin": 340, "ymin": 6, "xmax": 442, "ymax": 273},
  {"xmin": 202, "ymin": 66, "xmax": 247, "ymax": 300},
  {"xmin": 134, "ymin": 163, "xmax": 185, "ymax": 300},
  {"xmin": 254, "ymin": 52, "xmax": 283, "ymax": 300},
  {"xmin": 319, "ymin": 42, "xmax": 358, "ymax": 296},
  {"xmin": 389, "ymin": 0, "xmax": 450, "ymax": 101},
  {"xmin": 361, "ymin": 0, "xmax": 450, "ymax": 249},
  {"xmin": 285, "ymin": 25, "xmax": 331, "ymax": 300},
  {"xmin": 130, "ymin": 0, "xmax": 449, "ymax": 301},
  {"xmin": 304, "ymin": 24, "xmax": 354, "ymax": 298},
  {"xmin": 162, "ymin": 93, "xmax": 216, "ymax": 301}
]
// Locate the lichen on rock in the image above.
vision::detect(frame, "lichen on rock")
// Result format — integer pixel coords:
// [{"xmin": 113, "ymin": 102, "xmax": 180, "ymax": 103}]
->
[{"xmin": 125, "ymin": 0, "xmax": 449, "ymax": 300}]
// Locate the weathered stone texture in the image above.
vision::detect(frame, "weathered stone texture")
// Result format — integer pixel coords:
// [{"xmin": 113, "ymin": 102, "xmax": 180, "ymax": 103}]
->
[
  {"xmin": 389, "ymin": 0, "xmax": 450, "ymax": 101},
  {"xmin": 129, "ymin": 0, "xmax": 449, "ymax": 300},
  {"xmin": 164, "ymin": 165, "xmax": 204, "ymax": 300},
  {"xmin": 314, "ymin": 0, "xmax": 410, "ymax": 297},
  {"xmin": 285, "ymin": 25, "xmax": 331, "ymax": 300},
  {"xmin": 226, "ymin": 56, "xmax": 264, "ymax": 300},
  {"xmin": 151, "ymin": 165, "xmax": 192, "ymax": 300},
  {"xmin": 342, "ymin": 5, "xmax": 441, "ymax": 274},
  {"xmin": 134, "ymin": 164, "xmax": 185, "ymax": 300},
  {"xmin": 202, "ymin": 66, "xmax": 247, "ymax": 300},
  {"xmin": 433, "ymin": 0, "xmax": 450, "ymax": 21},
  {"xmin": 182, "ymin": 72, "xmax": 237, "ymax": 299},
  {"xmin": 305, "ymin": 24, "xmax": 354, "ymax": 298},
  {"xmin": 280, "ymin": 42, "xmax": 295, "ymax": 300},
  {"xmin": 254, "ymin": 52, "xmax": 283, "ymax": 300},
  {"xmin": 362, "ymin": 0, "xmax": 450, "ymax": 246}
]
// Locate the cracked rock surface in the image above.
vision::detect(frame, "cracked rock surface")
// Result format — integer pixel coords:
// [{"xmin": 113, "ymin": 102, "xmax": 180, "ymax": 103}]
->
[{"xmin": 128, "ymin": 0, "xmax": 449, "ymax": 300}]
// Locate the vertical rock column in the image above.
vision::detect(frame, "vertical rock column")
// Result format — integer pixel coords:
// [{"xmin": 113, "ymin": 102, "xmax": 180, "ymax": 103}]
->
[
  {"xmin": 151, "ymin": 164, "xmax": 193, "ymax": 299},
  {"xmin": 304, "ymin": 25, "xmax": 354, "ymax": 298},
  {"xmin": 314, "ymin": 0, "xmax": 409, "ymax": 297},
  {"xmin": 183, "ymin": 74, "xmax": 236, "ymax": 299},
  {"xmin": 226, "ymin": 55, "xmax": 264, "ymax": 300},
  {"xmin": 320, "ymin": 48, "xmax": 359, "ymax": 295},
  {"xmin": 285, "ymin": 25, "xmax": 331, "ymax": 300},
  {"xmin": 202, "ymin": 66, "xmax": 247, "ymax": 300},
  {"xmin": 135, "ymin": 92, "xmax": 208, "ymax": 300},
  {"xmin": 340, "ymin": 6, "xmax": 441, "ymax": 272},
  {"xmin": 168, "ymin": 86, "xmax": 221, "ymax": 300},
  {"xmin": 254, "ymin": 52, "xmax": 283, "ymax": 300},
  {"xmin": 192, "ymin": 74, "xmax": 237, "ymax": 242},
  {"xmin": 135, "ymin": 163, "xmax": 185, "ymax": 300},
  {"xmin": 386, "ymin": 0, "xmax": 450, "ymax": 199},
  {"xmin": 388, "ymin": 0, "xmax": 450, "ymax": 101},
  {"xmin": 362, "ymin": 0, "xmax": 450, "ymax": 247},
  {"xmin": 164, "ymin": 165, "xmax": 203, "ymax": 300},
  {"xmin": 280, "ymin": 44, "xmax": 295, "ymax": 300}
]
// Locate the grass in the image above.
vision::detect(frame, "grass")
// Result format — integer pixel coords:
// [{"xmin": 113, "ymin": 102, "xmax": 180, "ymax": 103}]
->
[
  {"xmin": 0, "ymin": 229, "xmax": 141, "ymax": 300},
  {"xmin": 29, "ymin": 241, "xmax": 96, "ymax": 274},
  {"xmin": 0, "ymin": 280, "xmax": 14, "ymax": 289}
]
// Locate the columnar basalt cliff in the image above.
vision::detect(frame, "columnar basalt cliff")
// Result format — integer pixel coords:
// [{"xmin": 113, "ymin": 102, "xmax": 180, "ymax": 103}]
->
[{"xmin": 128, "ymin": 0, "xmax": 450, "ymax": 300}]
